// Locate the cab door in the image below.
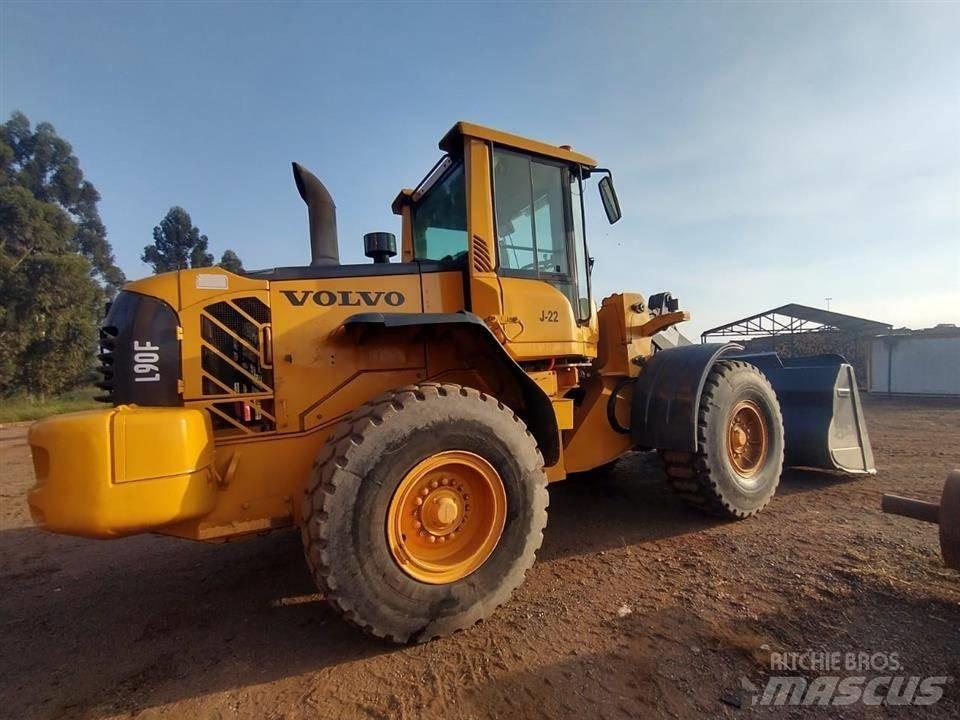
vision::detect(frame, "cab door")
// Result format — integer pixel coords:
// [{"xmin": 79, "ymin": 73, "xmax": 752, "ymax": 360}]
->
[{"xmin": 491, "ymin": 147, "xmax": 593, "ymax": 361}]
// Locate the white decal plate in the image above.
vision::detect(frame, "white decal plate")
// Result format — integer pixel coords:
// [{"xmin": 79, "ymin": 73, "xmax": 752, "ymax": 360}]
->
[{"xmin": 196, "ymin": 274, "xmax": 229, "ymax": 290}]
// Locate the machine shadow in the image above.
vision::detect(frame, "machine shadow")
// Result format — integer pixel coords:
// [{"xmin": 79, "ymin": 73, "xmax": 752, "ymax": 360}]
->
[
  {"xmin": 538, "ymin": 453, "xmax": 722, "ymax": 563},
  {"xmin": 538, "ymin": 451, "xmax": 861, "ymax": 562},
  {"xmin": 0, "ymin": 452, "xmax": 861, "ymax": 718}
]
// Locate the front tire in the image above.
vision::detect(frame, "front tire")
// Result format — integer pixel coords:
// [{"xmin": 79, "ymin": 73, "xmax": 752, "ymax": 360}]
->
[
  {"xmin": 660, "ymin": 360, "xmax": 784, "ymax": 519},
  {"xmin": 301, "ymin": 383, "xmax": 548, "ymax": 643}
]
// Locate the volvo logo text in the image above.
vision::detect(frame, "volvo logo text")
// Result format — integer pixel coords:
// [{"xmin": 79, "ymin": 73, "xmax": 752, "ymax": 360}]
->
[{"xmin": 280, "ymin": 290, "xmax": 406, "ymax": 308}]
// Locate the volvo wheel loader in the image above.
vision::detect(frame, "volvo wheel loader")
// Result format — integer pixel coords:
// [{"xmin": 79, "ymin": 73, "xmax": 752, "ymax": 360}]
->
[{"xmin": 27, "ymin": 122, "xmax": 875, "ymax": 643}]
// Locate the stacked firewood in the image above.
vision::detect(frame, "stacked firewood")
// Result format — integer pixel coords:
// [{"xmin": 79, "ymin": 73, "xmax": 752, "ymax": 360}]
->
[{"xmin": 742, "ymin": 331, "xmax": 870, "ymax": 385}]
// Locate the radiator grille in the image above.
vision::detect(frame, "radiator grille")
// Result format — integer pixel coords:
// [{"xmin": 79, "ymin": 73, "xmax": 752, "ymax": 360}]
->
[
  {"xmin": 94, "ymin": 291, "xmax": 180, "ymax": 406},
  {"xmin": 95, "ymin": 324, "xmax": 118, "ymax": 402}
]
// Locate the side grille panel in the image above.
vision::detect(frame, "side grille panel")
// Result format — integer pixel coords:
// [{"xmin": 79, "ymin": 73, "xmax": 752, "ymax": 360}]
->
[{"xmin": 189, "ymin": 296, "xmax": 275, "ymax": 436}]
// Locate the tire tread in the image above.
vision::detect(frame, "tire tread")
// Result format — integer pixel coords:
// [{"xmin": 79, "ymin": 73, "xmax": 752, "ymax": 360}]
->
[
  {"xmin": 301, "ymin": 382, "xmax": 547, "ymax": 642},
  {"xmin": 659, "ymin": 360, "xmax": 783, "ymax": 519}
]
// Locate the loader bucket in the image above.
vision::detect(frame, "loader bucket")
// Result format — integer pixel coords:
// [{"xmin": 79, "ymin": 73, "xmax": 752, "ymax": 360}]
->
[{"xmin": 734, "ymin": 352, "xmax": 876, "ymax": 474}]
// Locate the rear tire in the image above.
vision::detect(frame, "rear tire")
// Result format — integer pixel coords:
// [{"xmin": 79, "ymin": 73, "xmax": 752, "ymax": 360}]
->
[
  {"xmin": 301, "ymin": 382, "xmax": 548, "ymax": 643},
  {"xmin": 659, "ymin": 360, "xmax": 784, "ymax": 519}
]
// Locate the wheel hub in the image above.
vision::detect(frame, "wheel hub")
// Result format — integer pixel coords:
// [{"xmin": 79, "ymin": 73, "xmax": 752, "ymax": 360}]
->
[
  {"xmin": 387, "ymin": 450, "xmax": 505, "ymax": 584},
  {"xmin": 726, "ymin": 400, "xmax": 768, "ymax": 478},
  {"xmin": 418, "ymin": 486, "xmax": 465, "ymax": 537}
]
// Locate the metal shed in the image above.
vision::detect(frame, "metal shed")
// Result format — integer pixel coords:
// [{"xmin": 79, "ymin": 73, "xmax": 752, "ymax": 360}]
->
[
  {"xmin": 870, "ymin": 327, "xmax": 960, "ymax": 397},
  {"xmin": 701, "ymin": 304, "xmax": 892, "ymax": 387}
]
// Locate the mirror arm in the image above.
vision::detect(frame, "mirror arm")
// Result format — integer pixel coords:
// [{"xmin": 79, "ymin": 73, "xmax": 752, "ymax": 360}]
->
[{"xmin": 583, "ymin": 167, "xmax": 613, "ymax": 181}]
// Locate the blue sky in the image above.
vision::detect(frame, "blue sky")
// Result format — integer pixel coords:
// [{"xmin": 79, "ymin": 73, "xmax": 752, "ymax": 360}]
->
[{"xmin": 1, "ymin": 1, "xmax": 957, "ymax": 336}]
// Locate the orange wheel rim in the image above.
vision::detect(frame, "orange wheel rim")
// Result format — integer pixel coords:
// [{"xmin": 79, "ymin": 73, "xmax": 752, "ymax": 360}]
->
[
  {"xmin": 387, "ymin": 450, "xmax": 506, "ymax": 584},
  {"xmin": 726, "ymin": 400, "xmax": 768, "ymax": 478}
]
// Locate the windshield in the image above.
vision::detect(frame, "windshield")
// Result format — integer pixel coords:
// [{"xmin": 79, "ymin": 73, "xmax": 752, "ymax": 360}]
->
[{"xmin": 492, "ymin": 147, "xmax": 591, "ymax": 321}]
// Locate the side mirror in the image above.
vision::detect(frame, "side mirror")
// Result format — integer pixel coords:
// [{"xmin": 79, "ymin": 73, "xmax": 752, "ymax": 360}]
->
[{"xmin": 598, "ymin": 176, "xmax": 622, "ymax": 224}]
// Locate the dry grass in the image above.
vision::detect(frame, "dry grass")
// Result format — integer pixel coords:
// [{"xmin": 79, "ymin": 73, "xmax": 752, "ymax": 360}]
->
[{"xmin": 0, "ymin": 386, "xmax": 101, "ymax": 423}]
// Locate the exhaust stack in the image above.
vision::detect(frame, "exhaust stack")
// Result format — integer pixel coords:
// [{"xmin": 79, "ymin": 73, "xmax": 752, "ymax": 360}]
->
[{"xmin": 292, "ymin": 162, "xmax": 339, "ymax": 266}]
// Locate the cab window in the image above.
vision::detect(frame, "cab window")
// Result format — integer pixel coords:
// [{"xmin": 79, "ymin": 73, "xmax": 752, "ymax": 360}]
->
[
  {"xmin": 492, "ymin": 147, "xmax": 590, "ymax": 321},
  {"xmin": 412, "ymin": 162, "xmax": 467, "ymax": 262}
]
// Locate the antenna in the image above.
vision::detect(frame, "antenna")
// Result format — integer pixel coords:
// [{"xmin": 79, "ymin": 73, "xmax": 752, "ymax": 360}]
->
[{"xmin": 825, "ymin": 297, "xmax": 832, "ymax": 311}]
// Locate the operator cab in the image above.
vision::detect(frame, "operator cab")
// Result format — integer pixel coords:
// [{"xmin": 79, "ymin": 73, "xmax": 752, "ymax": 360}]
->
[{"xmin": 392, "ymin": 121, "xmax": 621, "ymax": 328}]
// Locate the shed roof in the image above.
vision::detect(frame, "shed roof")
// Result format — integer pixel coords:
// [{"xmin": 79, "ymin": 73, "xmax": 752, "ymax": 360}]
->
[{"xmin": 701, "ymin": 303, "xmax": 892, "ymax": 340}]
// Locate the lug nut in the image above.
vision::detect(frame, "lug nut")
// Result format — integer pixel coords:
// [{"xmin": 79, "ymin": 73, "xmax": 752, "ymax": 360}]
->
[
  {"xmin": 414, "ymin": 521, "xmax": 422, "ymax": 529},
  {"xmin": 428, "ymin": 535, "xmax": 437, "ymax": 544},
  {"xmin": 430, "ymin": 480, "xmax": 439, "ymax": 489}
]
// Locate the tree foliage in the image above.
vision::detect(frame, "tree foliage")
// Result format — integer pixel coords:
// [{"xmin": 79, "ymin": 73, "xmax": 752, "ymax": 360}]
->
[
  {"xmin": 0, "ymin": 111, "xmax": 117, "ymax": 398},
  {"xmin": 218, "ymin": 249, "xmax": 243, "ymax": 273},
  {"xmin": 0, "ymin": 252, "xmax": 100, "ymax": 397},
  {"xmin": 1, "ymin": 111, "xmax": 124, "ymax": 290},
  {"xmin": 142, "ymin": 206, "xmax": 215, "ymax": 273}
]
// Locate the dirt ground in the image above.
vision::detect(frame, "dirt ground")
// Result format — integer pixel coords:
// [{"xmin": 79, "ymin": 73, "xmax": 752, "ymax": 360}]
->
[{"xmin": 1, "ymin": 396, "xmax": 958, "ymax": 719}]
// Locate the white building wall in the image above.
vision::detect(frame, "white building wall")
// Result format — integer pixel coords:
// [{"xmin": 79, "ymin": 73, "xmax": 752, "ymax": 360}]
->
[{"xmin": 870, "ymin": 336, "xmax": 960, "ymax": 396}]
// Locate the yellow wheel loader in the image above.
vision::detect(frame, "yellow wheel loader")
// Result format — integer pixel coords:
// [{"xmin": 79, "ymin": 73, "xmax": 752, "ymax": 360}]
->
[{"xmin": 26, "ymin": 122, "xmax": 875, "ymax": 642}]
